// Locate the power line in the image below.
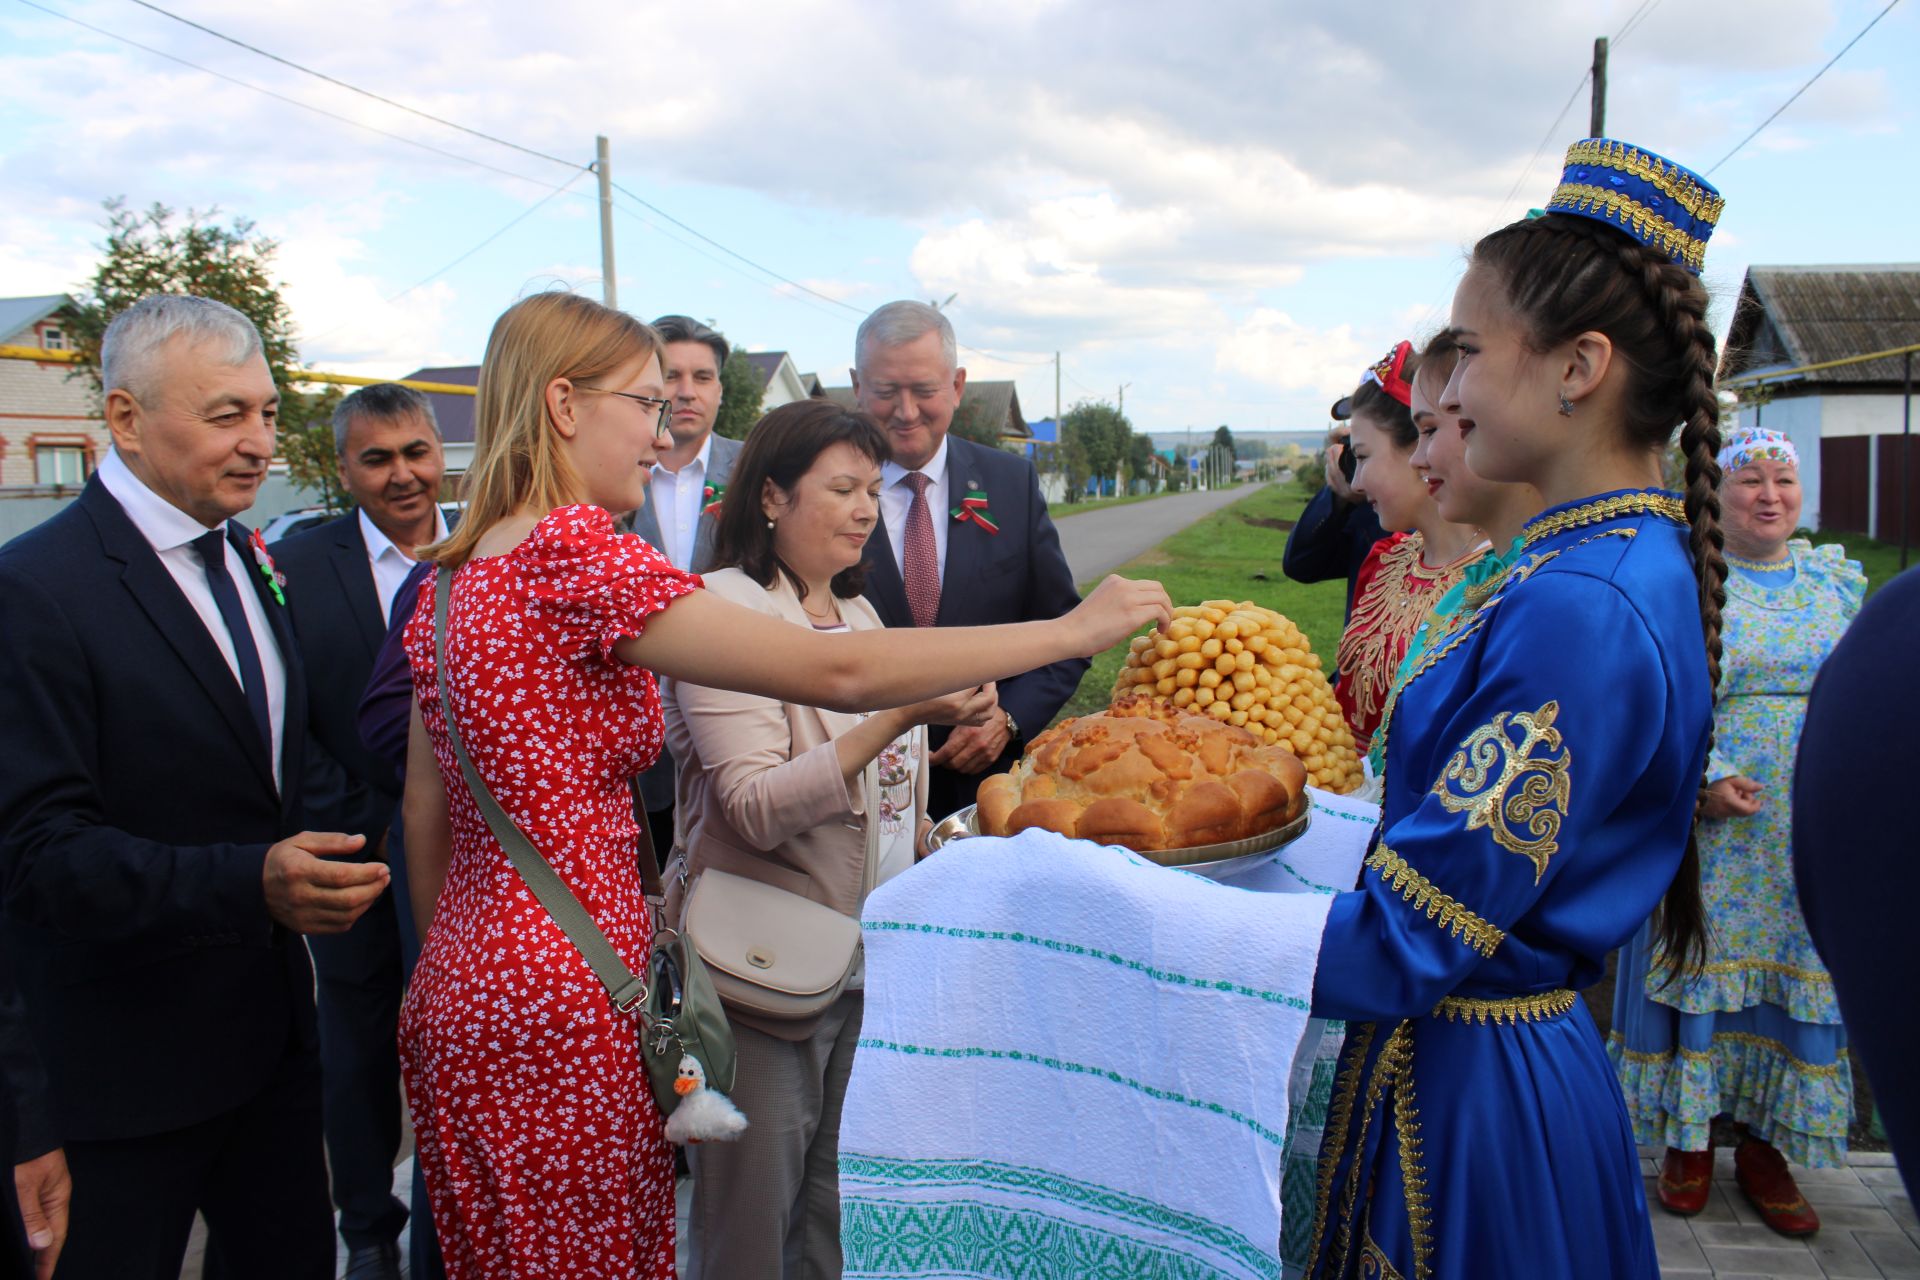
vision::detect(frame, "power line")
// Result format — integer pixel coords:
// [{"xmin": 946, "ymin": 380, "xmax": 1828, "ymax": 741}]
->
[
  {"xmin": 606, "ymin": 193, "xmax": 859, "ymax": 326},
  {"xmin": 15, "ymin": 0, "xmax": 582, "ymax": 194},
  {"xmin": 124, "ymin": 0, "xmax": 579, "ymax": 172},
  {"xmin": 610, "ymin": 179, "xmax": 866, "ymax": 316},
  {"xmin": 1612, "ymin": 0, "xmax": 1663, "ymax": 46},
  {"xmin": 1706, "ymin": 0, "xmax": 1904, "ymax": 175},
  {"xmin": 305, "ymin": 171, "xmax": 592, "ymax": 346}
]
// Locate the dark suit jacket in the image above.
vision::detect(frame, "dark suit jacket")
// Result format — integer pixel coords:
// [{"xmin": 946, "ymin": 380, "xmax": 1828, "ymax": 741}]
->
[
  {"xmin": 0, "ymin": 478, "xmax": 314, "ymax": 1142},
  {"xmin": 862, "ymin": 436, "xmax": 1086, "ymax": 809},
  {"xmin": 1282, "ymin": 485, "xmax": 1384, "ymax": 623},
  {"xmin": 273, "ymin": 515, "xmax": 404, "ymax": 844},
  {"xmin": 628, "ymin": 435, "xmax": 742, "ymax": 811},
  {"xmin": 1794, "ymin": 565, "xmax": 1920, "ymax": 1199}
]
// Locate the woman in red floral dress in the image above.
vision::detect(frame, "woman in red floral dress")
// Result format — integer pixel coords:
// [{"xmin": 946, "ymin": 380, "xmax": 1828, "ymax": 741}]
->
[{"xmin": 397, "ymin": 291, "xmax": 1169, "ymax": 1279}]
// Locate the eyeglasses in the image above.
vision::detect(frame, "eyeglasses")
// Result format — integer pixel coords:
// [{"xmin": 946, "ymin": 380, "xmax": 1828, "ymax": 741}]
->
[{"xmin": 580, "ymin": 385, "xmax": 673, "ymax": 437}]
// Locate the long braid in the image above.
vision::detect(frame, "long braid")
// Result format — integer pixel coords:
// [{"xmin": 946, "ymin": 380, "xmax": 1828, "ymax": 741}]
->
[{"xmin": 1651, "ymin": 253, "xmax": 1725, "ymax": 983}]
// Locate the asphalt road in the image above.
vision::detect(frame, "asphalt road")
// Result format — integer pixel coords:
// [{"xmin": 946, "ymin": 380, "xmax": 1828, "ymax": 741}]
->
[{"xmin": 1055, "ymin": 482, "xmax": 1266, "ymax": 585}]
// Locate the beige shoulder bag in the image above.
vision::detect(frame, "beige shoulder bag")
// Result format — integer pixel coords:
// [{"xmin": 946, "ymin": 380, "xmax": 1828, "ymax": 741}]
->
[{"xmin": 680, "ymin": 760, "xmax": 880, "ymax": 1022}]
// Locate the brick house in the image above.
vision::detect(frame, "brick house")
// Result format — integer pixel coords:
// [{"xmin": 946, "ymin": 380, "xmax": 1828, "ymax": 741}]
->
[{"xmin": 0, "ymin": 295, "xmax": 105, "ymax": 492}]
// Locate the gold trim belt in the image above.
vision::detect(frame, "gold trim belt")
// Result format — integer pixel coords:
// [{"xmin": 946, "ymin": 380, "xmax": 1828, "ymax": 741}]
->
[{"xmin": 1433, "ymin": 989, "xmax": 1578, "ymax": 1026}]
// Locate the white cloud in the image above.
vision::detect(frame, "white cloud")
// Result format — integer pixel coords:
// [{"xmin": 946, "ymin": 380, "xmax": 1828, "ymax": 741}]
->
[{"xmin": 1214, "ymin": 310, "xmax": 1378, "ymax": 398}]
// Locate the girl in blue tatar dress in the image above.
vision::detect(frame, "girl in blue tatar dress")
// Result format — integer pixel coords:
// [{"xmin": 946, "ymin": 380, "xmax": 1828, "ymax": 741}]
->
[
  {"xmin": 1611, "ymin": 427, "xmax": 1865, "ymax": 1237},
  {"xmin": 1306, "ymin": 138, "xmax": 1729, "ymax": 1280}
]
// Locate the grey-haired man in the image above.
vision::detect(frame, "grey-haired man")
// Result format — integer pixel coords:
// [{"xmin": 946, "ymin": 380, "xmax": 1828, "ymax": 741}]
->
[{"xmin": 0, "ymin": 294, "xmax": 386, "ymax": 1279}]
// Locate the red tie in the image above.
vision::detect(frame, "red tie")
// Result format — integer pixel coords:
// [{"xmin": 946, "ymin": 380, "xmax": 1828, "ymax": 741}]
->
[{"xmin": 902, "ymin": 471, "xmax": 940, "ymax": 627}]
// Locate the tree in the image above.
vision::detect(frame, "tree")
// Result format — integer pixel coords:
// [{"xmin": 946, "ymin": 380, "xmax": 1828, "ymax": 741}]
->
[
  {"xmin": 1212, "ymin": 423, "xmax": 1237, "ymax": 458},
  {"xmin": 1060, "ymin": 401, "xmax": 1132, "ymax": 498},
  {"xmin": 949, "ymin": 394, "xmax": 1005, "ymax": 448},
  {"xmin": 1125, "ymin": 432, "xmax": 1158, "ymax": 491},
  {"xmin": 67, "ymin": 199, "xmax": 345, "ymax": 507},
  {"xmin": 714, "ymin": 349, "xmax": 767, "ymax": 440}
]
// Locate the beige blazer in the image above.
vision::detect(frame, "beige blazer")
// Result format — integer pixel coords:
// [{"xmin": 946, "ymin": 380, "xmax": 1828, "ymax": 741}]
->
[{"xmin": 660, "ymin": 567, "xmax": 930, "ymax": 939}]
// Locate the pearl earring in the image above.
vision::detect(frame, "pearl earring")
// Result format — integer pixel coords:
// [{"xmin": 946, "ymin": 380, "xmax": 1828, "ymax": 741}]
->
[{"xmin": 766, "ymin": 518, "xmax": 776, "ymax": 530}]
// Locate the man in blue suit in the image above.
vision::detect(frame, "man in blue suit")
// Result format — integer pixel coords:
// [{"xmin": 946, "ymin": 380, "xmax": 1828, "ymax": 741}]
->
[
  {"xmin": 273, "ymin": 382, "xmax": 449, "ymax": 1280},
  {"xmin": 852, "ymin": 301, "xmax": 1087, "ymax": 821},
  {"xmin": 0, "ymin": 294, "xmax": 388, "ymax": 1279}
]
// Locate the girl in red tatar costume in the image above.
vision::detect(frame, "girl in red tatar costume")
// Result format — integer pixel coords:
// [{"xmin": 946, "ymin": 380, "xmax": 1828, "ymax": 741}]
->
[{"xmin": 1331, "ymin": 342, "xmax": 1489, "ymax": 745}]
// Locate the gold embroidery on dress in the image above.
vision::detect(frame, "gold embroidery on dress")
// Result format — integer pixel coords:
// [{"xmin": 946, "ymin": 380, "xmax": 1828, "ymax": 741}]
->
[
  {"xmin": 1606, "ymin": 1030, "xmax": 1851, "ymax": 1078},
  {"xmin": 1521, "ymin": 492, "xmax": 1685, "ymax": 548},
  {"xmin": 1332, "ymin": 1021, "xmax": 1412, "ymax": 1275},
  {"xmin": 1701, "ymin": 959, "xmax": 1832, "ymax": 983},
  {"xmin": 1432, "ymin": 701, "xmax": 1572, "ymax": 882},
  {"xmin": 1392, "ymin": 1033, "xmax": 1434, "ymax": 1280},
  {"xmin": 1361, "ymin": 1234, "xmax": 1408, "ymax": 1279},
  {"xmin": 1434, "ymin": 989, "xmax": 1578, "ymax": 1026},
  {"xmin": 1308, "ymin": 1022, "xmax": 1376, "ymax": 1278},
  {"xmin": 1335, "ymin": 535, "xmax": 1479, "ymax": 732},
  {"xmin": 1365, "ymin": 846, "xmax": 1505, "ymax": 957}
]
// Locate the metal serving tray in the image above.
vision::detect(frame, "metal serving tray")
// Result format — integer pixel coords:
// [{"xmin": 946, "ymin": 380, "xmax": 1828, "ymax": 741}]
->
[{"xmin": 924, "ymin": 804, "xmax": 1312, "ymax": 877}]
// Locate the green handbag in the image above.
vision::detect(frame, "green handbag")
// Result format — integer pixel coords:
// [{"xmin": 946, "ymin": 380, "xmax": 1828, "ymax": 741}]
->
[{"xmin": 433, "ymin": 567, "xmax": 739, "ymax": 1123}]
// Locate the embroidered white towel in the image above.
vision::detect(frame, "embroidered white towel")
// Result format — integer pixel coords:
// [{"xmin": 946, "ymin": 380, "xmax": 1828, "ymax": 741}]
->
[{"xmin": 838, "ymin": 826, "xmax": 1342, "ymax": 1280}]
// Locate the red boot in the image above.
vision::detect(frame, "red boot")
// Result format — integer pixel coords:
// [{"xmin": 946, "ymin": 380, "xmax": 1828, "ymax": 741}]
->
[
  {"xmin": 1734, "ymin": 1138, "xmax": 1821, "ymax": 1237},
  {"xmin": 1657, "ymin": 1147, "xmax": 1715, "ymax": 1215}
]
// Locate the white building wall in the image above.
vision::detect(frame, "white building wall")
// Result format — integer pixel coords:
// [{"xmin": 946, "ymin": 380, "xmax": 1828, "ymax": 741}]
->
[{"xmin": 0, "ymin": 322, "xmax": 106, "ymax": 489}]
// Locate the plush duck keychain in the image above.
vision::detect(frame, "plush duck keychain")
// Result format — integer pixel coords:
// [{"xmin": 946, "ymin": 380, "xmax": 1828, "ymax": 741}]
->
[{"xmin": 663, "ymin": 1055, "xmax": 749, "ymax": 1144}]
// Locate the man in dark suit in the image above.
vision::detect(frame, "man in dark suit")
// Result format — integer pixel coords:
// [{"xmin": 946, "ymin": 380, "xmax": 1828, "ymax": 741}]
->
[
  {"xmin": 852, "ymin": 301, "xmax": 1087, "ymax": 820},
  {"xmin": 1794, "ymin": 565, "xmax": 1920, "ymax": 1200},
  {"xmin": 626, "ymin": 316, "xmax": 743, "ymax": 854},
  {"xmin": 1281, "ymin": 415, "xmax": 1385, "ymax": 624},
  {"xmin": 0, "ymin": 294, "xmax": 388, "ymax": 1280},
  {"xmin": 1, "ymin": 952, "xmax": 64, "ymax": 1280},
  {"xmin": 273, "ymin": 383, "xmax": 449, "ymax": 1280}
]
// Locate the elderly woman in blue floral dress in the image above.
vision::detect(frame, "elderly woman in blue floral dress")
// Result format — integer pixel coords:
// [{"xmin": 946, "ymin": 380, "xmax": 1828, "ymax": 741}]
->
[{"xmin": 1611, "ymin": 426, "xmax": 1865, "ymax": 1237}]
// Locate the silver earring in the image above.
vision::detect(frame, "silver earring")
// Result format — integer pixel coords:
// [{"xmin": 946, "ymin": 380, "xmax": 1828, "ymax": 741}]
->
[{"xmin": 1557, "ymin": 394, "xmax": 1574, "ymax": 418}]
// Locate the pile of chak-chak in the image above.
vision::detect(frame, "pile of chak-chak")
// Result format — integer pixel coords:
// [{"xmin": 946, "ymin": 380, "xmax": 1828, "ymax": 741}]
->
[
  {"xmin": 975, "ymin": 697, "xmax": 1307, "ymax": 854},
  {"xmin": 1112, "ymin": 600, "xmax": 1364, "ymax": 794}
]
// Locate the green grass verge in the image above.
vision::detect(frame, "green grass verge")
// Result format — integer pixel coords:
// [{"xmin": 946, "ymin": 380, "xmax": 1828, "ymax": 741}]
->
[
  {"xmin": 1054, "ymin": 484, "xmax": 1345, "ymax": 725},
  {"xmin": 1050, "ymin": 485, "xmax": 1232, "ymax": 520}
]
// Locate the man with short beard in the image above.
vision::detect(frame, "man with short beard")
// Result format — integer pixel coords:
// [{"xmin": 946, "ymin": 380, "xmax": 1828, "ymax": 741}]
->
[{"xmin": 273, "ymin": 383, "xmax": 448, "ymax": 1280}]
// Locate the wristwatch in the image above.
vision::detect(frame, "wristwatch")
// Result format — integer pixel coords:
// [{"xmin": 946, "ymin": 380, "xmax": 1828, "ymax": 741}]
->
[{"xmin": 1004, "ymin": 710, "xmax": 1020, "ymax": 744}]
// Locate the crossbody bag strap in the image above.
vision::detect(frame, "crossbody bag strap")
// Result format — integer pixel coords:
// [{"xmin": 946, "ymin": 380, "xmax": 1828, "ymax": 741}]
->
[{"xmin": 434, "ymin": 567, "xmax": 648, "ymax": 1011}]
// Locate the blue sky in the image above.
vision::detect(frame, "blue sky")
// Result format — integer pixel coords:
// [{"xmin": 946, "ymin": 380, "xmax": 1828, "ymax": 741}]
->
[{"xmin": 2, "ymin": 0, "xmax": 1914, "ymax": 440}]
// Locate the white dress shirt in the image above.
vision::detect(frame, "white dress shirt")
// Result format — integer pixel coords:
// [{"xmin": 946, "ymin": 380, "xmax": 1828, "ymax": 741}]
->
[
  {"xmin": 648, "ymin": 435, "xmax": 714, "ymax": 572},
  {"xmin": 96, "ymin": 449, "xmax": 287, "ymax": 789},
  {"xmin": 359, "ymin": 506, "xmax": 449, "ymax": 623},
  {"xmin": 879, "ymin": 436, "xmax": 951, "ymax": 580}
]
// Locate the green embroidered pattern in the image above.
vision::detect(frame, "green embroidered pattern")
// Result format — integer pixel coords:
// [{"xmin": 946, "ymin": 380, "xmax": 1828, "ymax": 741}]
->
[
  {"xmin": 842, "ymin": 1196, "xmax": 1266, "ymax": 1280},
  {"xmin": 861, "ymin": 921, "xmax": 1310, "ymax": 1012},
  {"xmin": 855, "ymin": 1038, "xmax": 1285, "ymax": 1145},
  {"xmin": 839, "ymin": 1155, "xmax": 1278, "ymax": 1278}
]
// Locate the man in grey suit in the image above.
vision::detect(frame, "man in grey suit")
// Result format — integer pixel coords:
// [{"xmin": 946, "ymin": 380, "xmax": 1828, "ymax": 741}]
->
[{"xmin": 627, "ymin": 315, "xmax": 743, "ymax": 853}]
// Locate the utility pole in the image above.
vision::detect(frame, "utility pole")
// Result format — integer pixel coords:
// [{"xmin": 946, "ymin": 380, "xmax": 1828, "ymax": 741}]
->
[
  {"xmin": 596, "ymin": 135, "xmax": 618, "ymax": 309},
  {"xmin": 1590, "ymin": 38, "xmax": 1609, "ymax": 137},
  {"xmin": 1118, "ymin": 382, "xmax": 1131, "ymax": 418}
]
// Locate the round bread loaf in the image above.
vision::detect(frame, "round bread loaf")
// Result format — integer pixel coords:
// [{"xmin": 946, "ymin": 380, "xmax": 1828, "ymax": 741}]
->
[{"xmin": 975, "ymin": 706, "xmax": 1309, "ymax": 852}]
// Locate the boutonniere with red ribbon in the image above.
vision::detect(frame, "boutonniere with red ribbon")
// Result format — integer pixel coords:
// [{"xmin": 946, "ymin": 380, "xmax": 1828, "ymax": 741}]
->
[
  {"xmin": 702, "ymin": 481, "xmax": 726, "ymax": 518},
  {"xmin": 247, "ymin": 528, "xmax": 288, "ymax": 606},
  {"xmin": 950, "ymin": 484, "xmax": 999, "ymax": 534}
]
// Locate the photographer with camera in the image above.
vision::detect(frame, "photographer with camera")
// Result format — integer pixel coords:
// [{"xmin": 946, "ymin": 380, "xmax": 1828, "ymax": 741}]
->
[{"xmin": 1281, "ymin": 392, "xmax": 1386, "ymax": 622}]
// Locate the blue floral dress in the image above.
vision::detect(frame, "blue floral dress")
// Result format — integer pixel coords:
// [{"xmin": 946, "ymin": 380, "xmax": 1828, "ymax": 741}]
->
[{"xmin": 1610, "ymin": 539, "xmax": 1865, "ymax": 1167}]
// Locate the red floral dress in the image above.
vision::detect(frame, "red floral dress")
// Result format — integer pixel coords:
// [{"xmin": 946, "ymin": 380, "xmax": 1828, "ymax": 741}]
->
[{"xmin": 400, "ymin": 505, "xmax": 700, "ymax": 1279}]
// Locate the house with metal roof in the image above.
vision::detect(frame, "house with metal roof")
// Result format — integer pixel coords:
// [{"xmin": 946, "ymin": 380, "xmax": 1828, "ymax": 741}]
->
[
  {"xmin": 0, "ymin": 294, "xmax": 104, "ymax": 493},
  {"xmin": 1719, "ymin": 264, "xmax": 1920, "ymax": 538}
]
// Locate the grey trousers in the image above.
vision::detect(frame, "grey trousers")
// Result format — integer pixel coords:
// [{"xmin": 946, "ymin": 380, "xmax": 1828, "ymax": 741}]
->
[{"xmin": 686, "ymin": 992, "xmax": 864, "ymax": 1280}]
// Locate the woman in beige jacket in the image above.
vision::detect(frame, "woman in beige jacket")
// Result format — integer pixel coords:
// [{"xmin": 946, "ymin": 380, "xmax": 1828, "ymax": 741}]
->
[{"xmin": 663, "ymin": 400, "xmax": 993, "ymax": 1279}]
